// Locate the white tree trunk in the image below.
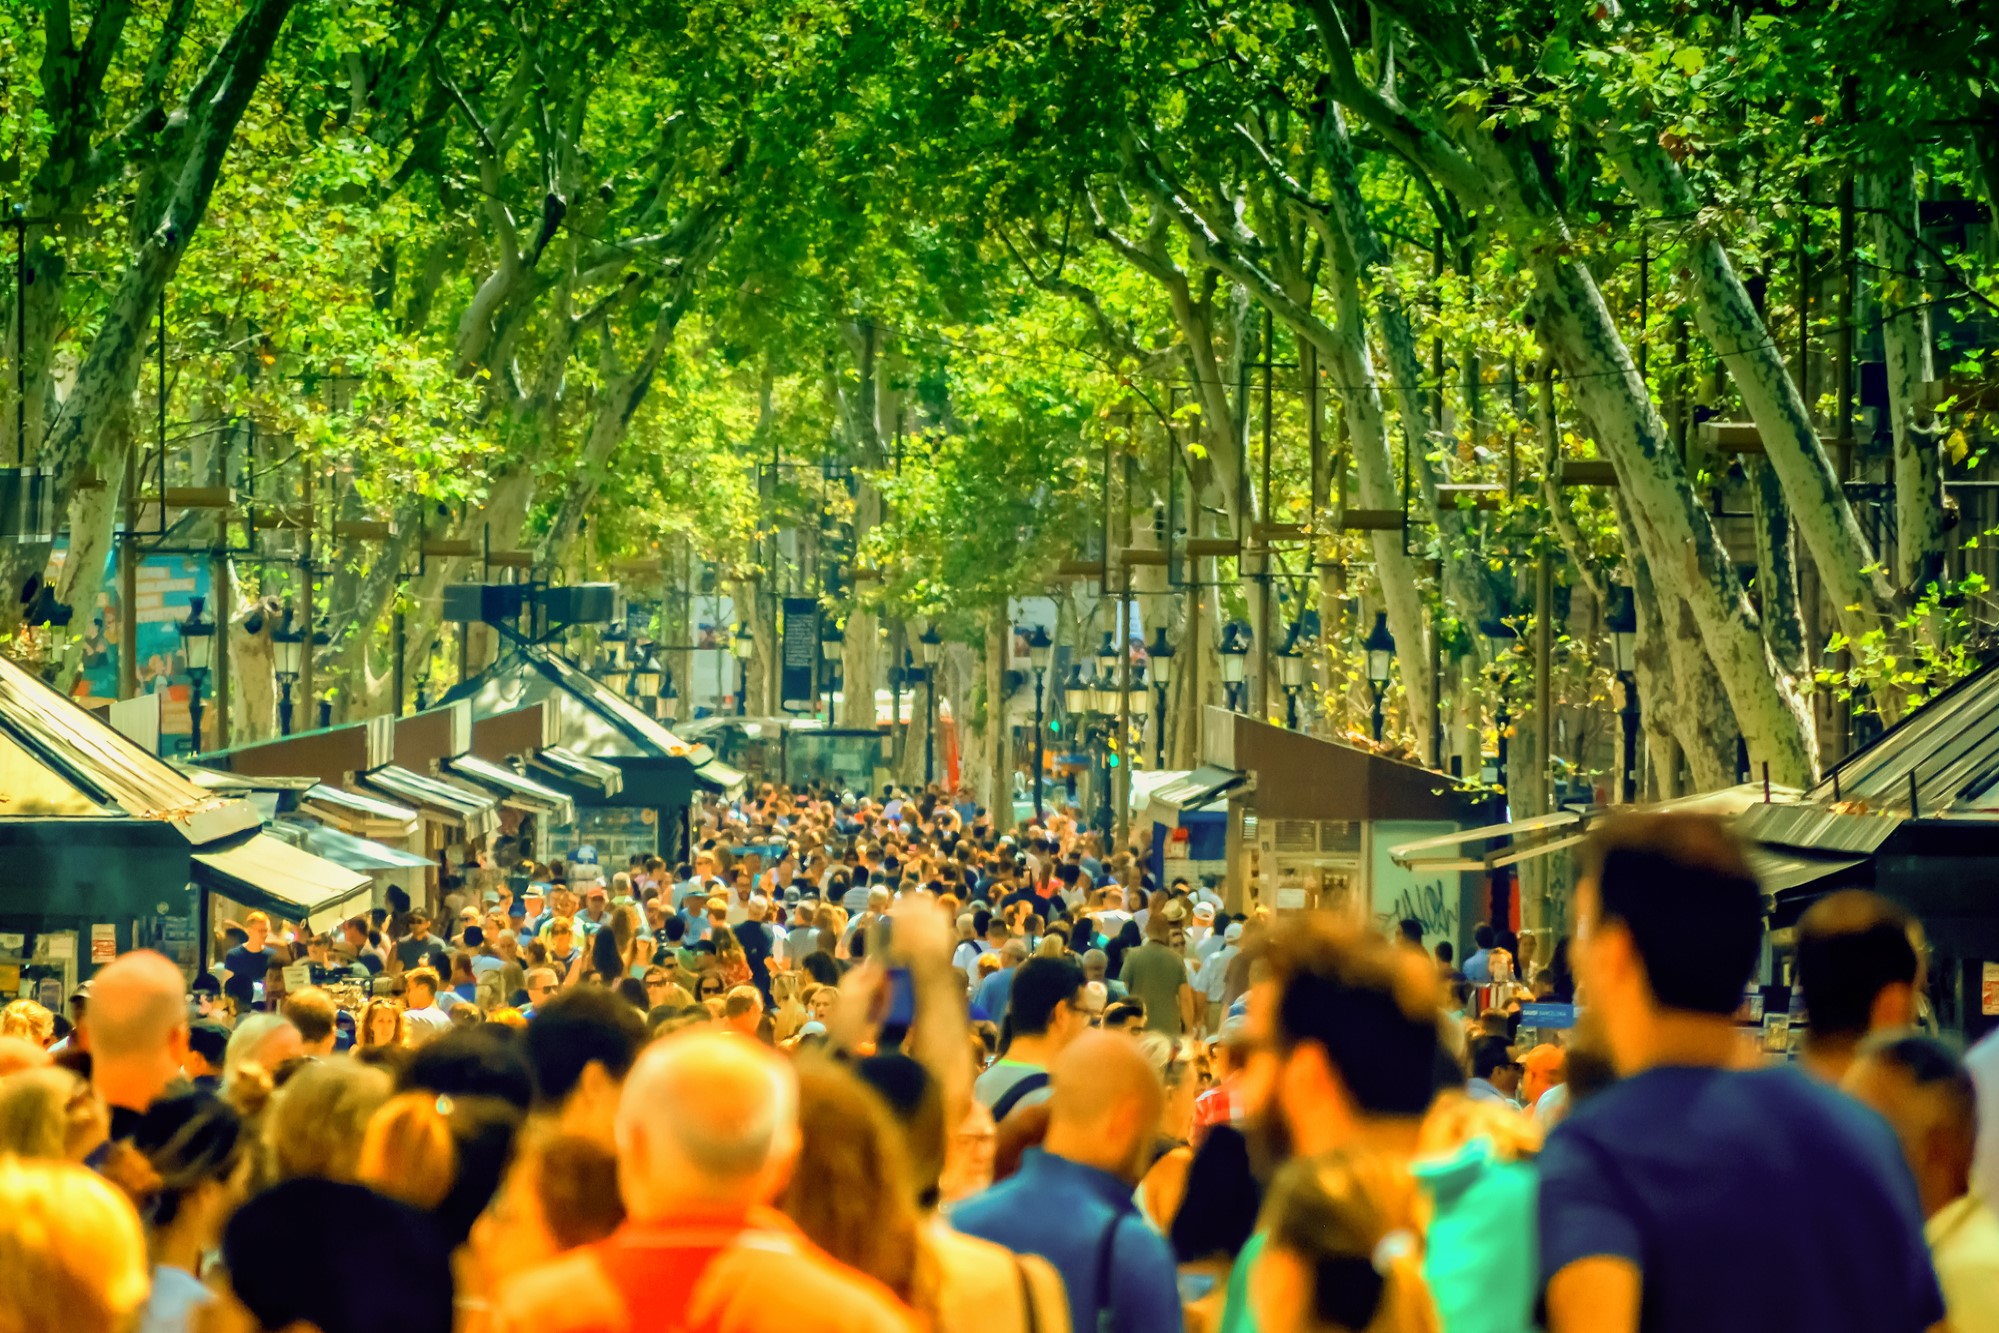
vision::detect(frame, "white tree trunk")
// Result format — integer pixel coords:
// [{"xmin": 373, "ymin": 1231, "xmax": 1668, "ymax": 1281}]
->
[{"xmin": 1865, "ymin": 163, "xmax": 1943, "ymax": 592}]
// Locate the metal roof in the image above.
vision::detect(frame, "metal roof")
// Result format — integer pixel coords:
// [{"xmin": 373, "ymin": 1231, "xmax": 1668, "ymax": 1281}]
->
[
  {"xmin": 193, "ymin": 832, "xmax": 372, "ymax": 928},
  {"xmin": 443, "ymin": 646, "xmax": 708, "ymax": 764},
  {"xmin": 443, "ymin": 754, "xmax": 577, "ymax": 825},
  {"xmin": 0, "ymin": 655, "xmax": 259, "ymax": 845},
  {"xmin": 1807, "ymin": 656, "xmax": 1999, "ymax": 820}
]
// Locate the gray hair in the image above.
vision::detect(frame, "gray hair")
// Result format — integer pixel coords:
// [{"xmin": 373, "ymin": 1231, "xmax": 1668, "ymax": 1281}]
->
[{"xmin": 224, "ymin": 1013, "xmax": 297, "ymax": 1082}]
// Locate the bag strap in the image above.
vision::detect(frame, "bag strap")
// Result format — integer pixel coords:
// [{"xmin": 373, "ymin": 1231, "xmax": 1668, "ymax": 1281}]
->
[
  {"xmin": 989, "ymin": 1070, "xmax": 1052, "ymax": 1123},
  {"xmin": 1014, "ymin": 1254, "xmax": 1042, "ymax": 1333},
  {"xmin": 1093, "ymin": 1212, "xmax": 1125, "ymax": 1333}
]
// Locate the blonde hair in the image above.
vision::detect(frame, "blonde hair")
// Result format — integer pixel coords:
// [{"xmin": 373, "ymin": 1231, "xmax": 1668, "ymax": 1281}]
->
[
  {"xmin": 0, "ymin": 1069, "xmax": 80, "ymax": 1158},
  {"xmin": 1259, "ymin": 1151, "xmax": 1437, "ymax": 1333},
  {"xmin": 0, "ymin": 1002, "xmax": 54, "ymax": 1047},
  {"xmin": 266, "ymin": 1059, "xmax": 394, "ymax": 1183},
  {"xmin": 0, "ymin": 1156, "xmax": 149, "ymax": 1333},
  {"xmin": 357, "ymin": 1092, "xmax": 457, "ymax": 1211}
]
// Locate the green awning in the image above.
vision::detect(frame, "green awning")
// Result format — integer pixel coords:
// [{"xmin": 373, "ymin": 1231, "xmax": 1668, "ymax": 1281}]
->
[
  {"xmin": 359, "ymin": 766, "xmax": 501, "ymax": 841},
  {"xmin": 530, "ymin": 745, "xmax": 623, "ymax": 796},
  {"xmin": 272, "ymin": 818, "xmax": 433, "ymax": 872},
  {"xmin": 443, "ymin": 754, "xmax": 577, "ymax": 825},
  {"xmin": 193, "ymin": 833, "xmax": 372, "ymax": 928},
  {"xmin": 693, "ymin": 757, "xmax": 749, "ymax": 800}
]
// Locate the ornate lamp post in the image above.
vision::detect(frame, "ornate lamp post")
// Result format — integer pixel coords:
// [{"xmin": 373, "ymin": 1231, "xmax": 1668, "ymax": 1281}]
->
[
  {"xmin": 1025, "ymin": 624, "xmax": 1052, "ymax": 816},
  {"xmin": 1606, "ymin": 584, "xmax": 1639, "ymax": 802},
  {"xmin": 1219, "ymin": 622, "xmax": 1248, "ymax": 711},
  {"xmin": 658, "ymin": 669, "xmax": 680, "ymax": 724},
  {"xmin": 632, "ymin": 646, "xmax": 664, "ymax": 713},
  {"xmin": 1364, "ymin": 611, "xmax": 1396, "ymax": 743},
  {"xmin": 1147, "ymin": 625, "xmax": 1175, "ymax": 766},
  {"xmin": 919, "ymin": 624, "xmax": 941, "ymax": 785},
  {"xmin": 1277, "ymin": 627, "xmax": 1307, "ymax": 731},
  {"xmin": 178, "ymin": 596, "xmax": 215, "ymax": 753},
  {"xmin": 270, "ymin": 606, "xmax": 324, "ymax": 736},
  {"xmin": 731, "ymin": 623, "xmax": 754, "ymax": 716}
]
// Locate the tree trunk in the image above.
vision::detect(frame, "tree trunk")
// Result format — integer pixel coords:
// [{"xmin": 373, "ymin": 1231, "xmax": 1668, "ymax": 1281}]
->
[
  {"xmin": 1864, "ymin": 162, "xmax": 1943, "ymax": 594},
  {"xmin": 1748, "ymin": 459, "xmax": 1807, "ymax": 679}
]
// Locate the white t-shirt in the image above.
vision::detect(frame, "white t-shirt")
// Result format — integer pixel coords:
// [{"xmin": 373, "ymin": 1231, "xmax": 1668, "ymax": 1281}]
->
[{"xmin": 403, "ymin": 1004, "xmax": 452, "ymax": 1045}]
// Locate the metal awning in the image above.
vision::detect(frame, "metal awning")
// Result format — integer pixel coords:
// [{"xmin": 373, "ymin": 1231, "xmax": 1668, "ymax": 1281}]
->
[
  {"xmin": 358, "ymin": 766, "xmax": 502, "ymax": 841},
  {"xmin": 1148, "ymin": 765, "xmax": 1247, "ymax": 828},
  {"xmin": 693, "ymin": 757, "xmax": 749, "ymax": 801},
  {"xmin": 442, "ymin": 754, "xmax": 577, "ymax": 825},
  {"xmin": 299, "ymin": 783, "xmax": 422, "ymax": 837},
  {"xmin": 271, "ymin": 817, "xmax": 435, "ymax": 873},
  {"xmin": 529, "ymin": 745, "xmax": 624, "ymax": 796},
  {"xmin": 1748, "ymin": 847, "xmax": 1870, "ymax": 895},
  {"xmin": 193, "ymin": 833, "xmax": 373, "ymax": 929}
]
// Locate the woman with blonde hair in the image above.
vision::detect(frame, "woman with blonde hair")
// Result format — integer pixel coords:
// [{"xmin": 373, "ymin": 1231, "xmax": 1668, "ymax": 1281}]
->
[
  {"xmin": 0, "ymin": 999, "xmax": 54, "ymax": 1048},
  {"xmin": 264, "ymin": 1058, "xmax": 393, "ymax": 1183},
  {"xmin": 1252, "ymin": 1151, "xmax": 1437, "ymax": 1333},
  {"xmin": 0, "ymin": 1155, "xmax": 149, "ymax": 1333},
  {"xmin": 0, "ymin": 1066, "xmax": 103, "ymax": 1161}
]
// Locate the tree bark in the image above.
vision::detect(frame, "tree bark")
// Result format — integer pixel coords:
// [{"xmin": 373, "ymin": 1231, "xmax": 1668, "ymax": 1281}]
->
[{"xmin": 1864, "ymin": 162, "xmax": 1943, "ymax": 593}]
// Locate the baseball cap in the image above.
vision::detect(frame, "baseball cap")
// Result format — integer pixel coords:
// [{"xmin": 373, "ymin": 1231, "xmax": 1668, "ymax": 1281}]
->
[
  {"xmin": 1193, "ymin": 902, "xmax": 1216, "ymax": 921},
  {"xmin": 1223, "ymin": 922, "xmax": 1245, "ymax": 943}
]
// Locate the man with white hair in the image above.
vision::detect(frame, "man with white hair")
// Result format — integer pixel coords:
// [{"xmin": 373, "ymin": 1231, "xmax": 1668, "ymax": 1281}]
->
[
  {"xmin": 223, "ymin": 1012, "xmax": 303, "ymax": 1090},
  {"xmin": 84, "ymin": 950, "xmax": 190, "ymax": 1141},
  {"xmin": 492, "ymin": 1031, "xmax": 916, "ymax": 1332}
]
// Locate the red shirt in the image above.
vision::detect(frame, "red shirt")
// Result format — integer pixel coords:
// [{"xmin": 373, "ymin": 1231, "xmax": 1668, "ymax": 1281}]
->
[{"xmin": 492, "ymin": 1205, "xmax": 918, "ymax": 1333}]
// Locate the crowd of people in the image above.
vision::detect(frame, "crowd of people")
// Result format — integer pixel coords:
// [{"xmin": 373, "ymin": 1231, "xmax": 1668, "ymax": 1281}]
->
[{"xmin": 0, "ymin": 783, "xmax": 1995, "ymax": 1333}]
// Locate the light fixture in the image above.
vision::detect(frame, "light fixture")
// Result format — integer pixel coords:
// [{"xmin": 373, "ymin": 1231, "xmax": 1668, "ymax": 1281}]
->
[
  {"xmin": 1063, "ymin": 662, "xmax": 1090, "ymax": 715},
  {"xmin": 1364, "ymin": 611, "xmax": 1396, "ymax": 687},
  {"xmin": 919, "ymin": 624, "xmax": 941, "ymax": 666},
  {"xmin": 1279, "ymin": 645, "xmax": 1308, "ymax": 690},
  {"xmin": 1218, "ymin": 622, "xmax": 1248, "ymax": 684},
  {"xmin": 1606, "ymin": 584, "xmax": 1638, "ymax": 676},
  {"xmin": 1025, "ymin": 624, "xmax": 1053, "ymax": 672},
  {"xmin": 633, "ymin": 650, "xmax": 664, "ymax": 700},
  {"xmin": 23, "ymin": 582, "xmax": 74, "ymax": 659},
  {"xmin": 1147, "ymin": 625, "xmax": 1175, "ymax": 687},
  {"xmin": 271, "ymin": 607, "xmax": 305, "ymax": 680},
  {"xmin": 658, "ymin": 671, "xmax": 680, "ymax": 722},
  {"xmin": 732, "ymin": 622, "xmax": 755, "ymax": 661},
  {"xmin": 1126, "ymin": 667, "xmax": 1152, "ymax": 717},
  {"xmin": 178, "ymin": 595, "xmax": 215, "ymax": 674},
  {"xmin": 600, "ymin": 618, "xmax": 630, "ymax": 669}
]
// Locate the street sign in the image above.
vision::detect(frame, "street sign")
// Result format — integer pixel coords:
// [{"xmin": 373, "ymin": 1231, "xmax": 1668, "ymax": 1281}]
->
[{"xmin": 1519, "ymin": 1002, "xmax": 1575, "ymax": 1030}]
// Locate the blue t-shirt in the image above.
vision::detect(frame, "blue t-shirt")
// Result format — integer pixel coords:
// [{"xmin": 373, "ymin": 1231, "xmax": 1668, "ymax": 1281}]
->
[
  {"xmin": 1537, "ymin": 1064, "xmax": 1944, "ymax": 1333},
  {"xmin": 974, "ymin": 966, "xmax": 1017, "ymax": 1023},
  {"xmin": 953, "ymin": 1148, "xmax": 1183, "ymax": 1333}
]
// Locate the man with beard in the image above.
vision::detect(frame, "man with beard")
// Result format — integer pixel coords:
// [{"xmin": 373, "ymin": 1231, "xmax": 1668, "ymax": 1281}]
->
[{"xmin": 1214, "ymin": 916, "xmax": 1538, "ymax": 1333}]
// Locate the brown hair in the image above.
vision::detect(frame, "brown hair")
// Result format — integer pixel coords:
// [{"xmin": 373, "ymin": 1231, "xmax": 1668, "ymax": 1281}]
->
[
  {"xmin": 358, "ymin": 1092, "xmax": 456, "ymax": 1211},
  {"xmin": 281, "ymin": 987, "xmax": 339, "ymax": 1046},
  {"xmin": 1260, "ymin": 1150, "xmax": 1437, "ymax": 1333},
  {"xmin": 778, "ymin": 1058, "xmax": 936, "ymax": 1321}
]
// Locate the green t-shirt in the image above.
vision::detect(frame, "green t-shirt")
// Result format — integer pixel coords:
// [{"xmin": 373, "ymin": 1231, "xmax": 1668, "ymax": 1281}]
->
[{"xmin": 1119, "ymin": 941, "xmax": 1189, "ymax": 1038}]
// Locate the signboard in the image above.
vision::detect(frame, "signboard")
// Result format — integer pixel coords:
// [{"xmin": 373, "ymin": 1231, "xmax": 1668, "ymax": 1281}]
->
[
  {"xmin": 779, "ymin": 597, "xmax": 821, "ymax": 713},
  {"xmin": 1519, "ymin": 1002, "xmax": 1576, "ymax": 1030},
  {"xmin": 56, "ymin": 547, "xmax": 212, "ymax": 745},
  {"xmin": 89, "ymin": 923, "xmax": 117, "ymax": 964},
  {"xmin": 282, "ymin": 962, "xmax": 313, "ymax": 992},
  {"xmin": 1984, "ymin": 962, "xmax": 1999, "ymax": 1016}
]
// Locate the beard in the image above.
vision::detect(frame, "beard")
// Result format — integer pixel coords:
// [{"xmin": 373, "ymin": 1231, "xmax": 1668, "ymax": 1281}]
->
[{"xmin": 1244, "ymin": 1099, "xmax": 1295, "ymax": 1186}]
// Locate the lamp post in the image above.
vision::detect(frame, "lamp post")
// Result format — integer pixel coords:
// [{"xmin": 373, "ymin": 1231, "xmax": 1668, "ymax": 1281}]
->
[
  {"xmin": 1147, "ymin": 625, "xmax": 1174, "ymax": 766},
  {"xmin": 1363, "ymin": 611, "xmax": 1396, "ymax": 743},
  {"xmin": 178, "ymin": 596, "xmax": 215, "ymax": 754},
  {"xmin": 1026, "ymin": 625, "xmax": 1052, "ymax": 816},
  {"xmin": 1061, "ymin": 661, "xmax": 1090, "ymax": 811},
  {"xmin": 1219, "ymin": 622, "xmax": 1248, "ymax": 712},
  {"xmin": 599, "ymin": 618, "xmax": 629, "ymax": 675},
  {"xmin": 1278, "ymin": 641, "xmax": 1306, "ymax": 731},
  {"xmin": 632, "ymin": 647, "xmax": 664, "ymax": 712},
  {"xmin": 919, "ymin": 625, "xmax": 941, "ymax": 786},
  {"xmin": 1606, "ymin": 583, "xmax": 1639, "ymax": 803},
  {"xmin": 272, "ymin": 607, "xmax": 304, "ymax": 736},
  {"xmin": 1481, "ymin": 616, "xmax": 1519, "ymax": 781},
  {"xmin": 659, "ymin": 669, "xmax": 680, "ymax": 723},
  {"xmin": 24, "ymin": 584, "xmax": 74, "ymax": 679},
  {"xmin": 820, "ymin": 621, "xmax": 844, "ymax": 722},
  {"xmin": 731, "ymin": 623, "xmax": 754, "ymax": 716}
]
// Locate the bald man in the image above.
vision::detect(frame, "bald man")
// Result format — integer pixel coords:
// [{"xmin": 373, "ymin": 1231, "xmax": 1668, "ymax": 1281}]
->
[
  {"xmin": 492, "ymin": 1032, "xmax": 916, "ymax": 1333},
  {"xmin": 82, "ymin": 950, "xmax": 189, "ymax": 1140},
  {"xmin": 953, "ymin": 1030, "xmax": 1184, "ymax": 1333},
  {"xmin": 1845, "ymin": 1035, "xmax": 1999, "ymax": 1333}
]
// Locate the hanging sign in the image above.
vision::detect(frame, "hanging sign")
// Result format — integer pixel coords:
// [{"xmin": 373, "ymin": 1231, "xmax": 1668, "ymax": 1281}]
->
[{"xmin": 780, "ymin": 598, "xmax": 821, "ymax": 714}]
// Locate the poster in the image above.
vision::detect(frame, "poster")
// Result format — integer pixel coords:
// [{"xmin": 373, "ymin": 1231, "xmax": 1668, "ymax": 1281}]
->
[
  {"xmin": 779, "ymin": 597, "xmax": 821, "ymax": 713},
  {"xmin": 90, "ymin": 923, "xmax": 117, "ymax": 964},
  {"xmin": 51, "ymin": 544, "xmax": 212, "ymax": 746},
  {"xmin": 1983, "ymin": 962, "xmax": 1999, "ymax": 1016}
]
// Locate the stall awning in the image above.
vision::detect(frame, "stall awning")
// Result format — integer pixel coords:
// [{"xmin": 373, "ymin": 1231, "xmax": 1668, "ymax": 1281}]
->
[
  {"xmin": 300, "ymin": 783, "xmax": 421, "ymax": 839},
  {"xmin": 529, "ymin": 746, "xmax": 624, "ymax": 797},
  {"xmin": 443, "ymin": 755, "xmax": 577, "ymax": 826},
  {"xmin": 1148, "ymin": 765, "xmax": 1248, "ymax": 828},
  {"xmin": 271, "ymin": 818, "xmax": 435, "ymax": 873},
  {"xmin": 358, "ymin": 766, "xmax": 502, "ymax": 841},
  {"xmin": 193, "ymin": 833, "xmax": 372, "ymax": 928},
  {"xmin": 692, "ymin": 757, "xmax": 749, "ymax": 801},
  {"xmin": 1748, "ymin": 847, "xmax": 1869, "ymax": 895}
]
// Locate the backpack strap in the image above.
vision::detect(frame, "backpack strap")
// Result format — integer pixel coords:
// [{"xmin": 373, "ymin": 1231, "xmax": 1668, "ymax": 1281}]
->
[{"xmin": 988, "ymin": 1070, "xmax": 1052, "ymax": 1123}]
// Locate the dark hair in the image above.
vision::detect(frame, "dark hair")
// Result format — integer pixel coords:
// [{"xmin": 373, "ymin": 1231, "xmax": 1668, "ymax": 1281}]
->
[
  {"xmin": 222, "ymin": 1179, "xmax": 454, "ymax": 1333},
  {"xmin": 525, "ymin": 986, "xmax": 647, "ymax": 1108},
  {"xmin": 1435, "ymin": 941, "xmax": 1455, "ymax": 965},
  {"xmin": 590, "ymin": 927, "xmax": 624, "ymax": 986},
  {"xmin": 1006, "ymin": 956, "xmax": 1085, "ymax": 1039},
  {"xmin": 1170, "ymin": 1124, "xmax": 1261, "ymax": 1263},
  {"xmin": 802, "ymin": 952, "xmax": 841, "ymax": 988},
  {"xmin": 1796, "ymin": 891, "xmax": 1919, "ymax": 1040},
  {"xmin": 1582, "ymin": 814, "xmax": 1763, "ymax": 1016},
  {"xmin": 187, "ymin": 1019, "xmax": 231, "ymax": 1065},
  {"xmin": 1259, "ymin": 917, "xmax": 1439, "ymax": 1118},
  {"xmin": 614, "ymin": 977, "xmax": 649, "ymax": 1011},
  {"xmin": 663, "ymin": 916, "xmax": 688, "ymax": 944},
  {"xmin": 130, "ymin": 1091, "xmax": 245, "ymax": 1228},
  {"xmin": 1855, "ymin": 1032, "xmax": 1977, "ymax": 1132},
  {"xmin": 398, "ymin": 1026, "xmax": 536, "ymax": 1112},
  {"xmin": 1473, "ymin": 924, "xmax": 1495, "ymax": 949},
  {"xmin": 1469, "ymin": 1036, "xmax": 1517, "ymax": 1082},
  {"xmin": 1397, "ymin": 919, "xmax": 1423, "ymax": 945},
  {"xmin": 1103, "ymin": 998, "xmax": 1147, "ymax": 1028}
]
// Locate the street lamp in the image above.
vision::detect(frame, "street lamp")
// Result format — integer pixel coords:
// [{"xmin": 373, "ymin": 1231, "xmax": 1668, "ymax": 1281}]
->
[
  {"xmin": 1025, "ymin": 624, "xmax": 1052, "ymax": 816},
  {"xmin": 732, "ymin": 622, "xmax": 754, "ymax": 717},
  {"xmin": 599, "ymin": 618, "xmax": 629, "ymax": 673},
  {"xmin": 178, "ymin": 596, "xmax": 215, "ymax": 753},
  {"xmin": 23, "ymin": 583, "xmax": 74, "ymax": 676},
  {"xmin": 1481, "ymin": 614, "xmax": 1519, "ymax": 780},
  {"xmin": 919, "ymin": 624, "xmax": 941, "ymax": 785},
  {"xmin": 1364, "ymin": 611, "xmax": 1396, "ymax": 744},
  {"xmin": 658, "ymin": 669, "xmax": 680, "ymax": 723},
  {"xmin": 632, "ymin": 647, "xmax": 664, "ymax": 706},
  {"xmin": 1277, "ymin": 628, "xmax": 1308, "ymax": 731},
  {"xmin": 270, "ymin": 606, "xmax": 324, "ymax": 737},
  {"xmin": 820, "ymin": 621, "xmax": 844, "ymax": 721},
  {"xmin": 1219, "ymin": 622, "xmax": 1248, "ymax": 712},
  {"xmin": 1606, "ymin": 583, "xmax": 1639, "ymax": 802},
  {"xmin": 1147, "ymin": 625, "xmax": 1175, "ymax": 766}
]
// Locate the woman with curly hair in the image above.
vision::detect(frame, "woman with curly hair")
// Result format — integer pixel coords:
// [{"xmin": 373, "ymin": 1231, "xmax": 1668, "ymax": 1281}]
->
[{"xmin": 358, "ymin": 997, "xmax": 408, "ymax": 1052}]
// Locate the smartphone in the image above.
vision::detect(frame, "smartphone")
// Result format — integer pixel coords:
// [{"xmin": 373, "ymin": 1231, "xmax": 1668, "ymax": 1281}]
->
[{"xmin": 868, "ymin": 916, "xmax": 916, "ymax": 1030}]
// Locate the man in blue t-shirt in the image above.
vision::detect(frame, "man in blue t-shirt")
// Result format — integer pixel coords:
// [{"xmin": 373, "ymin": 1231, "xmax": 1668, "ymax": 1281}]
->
[{"xmin": 1540, "ymin": 813, "xmax": 1945, "ymax": 1333}]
